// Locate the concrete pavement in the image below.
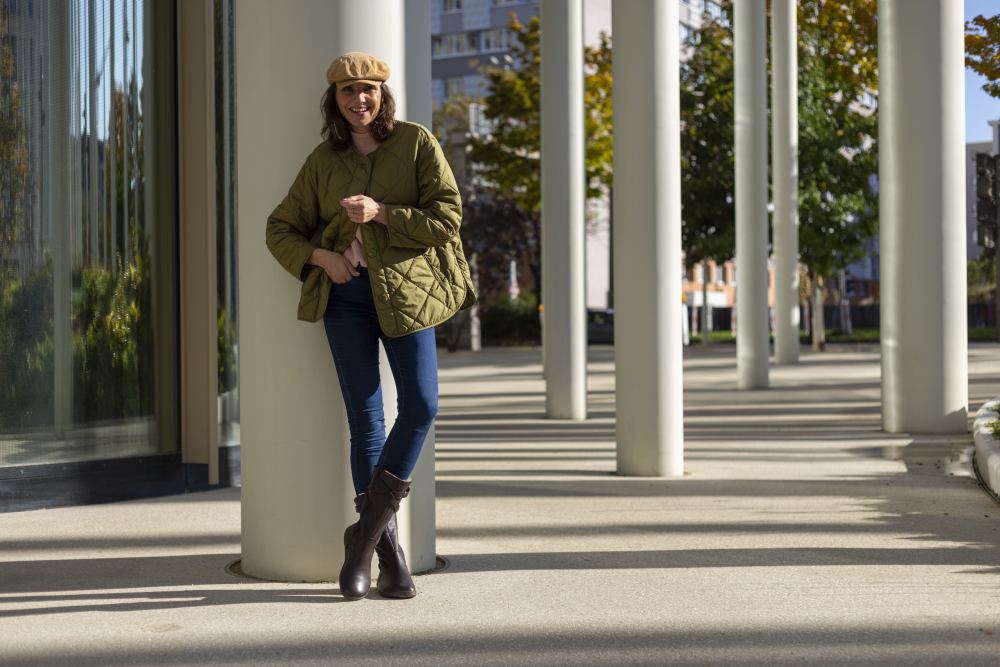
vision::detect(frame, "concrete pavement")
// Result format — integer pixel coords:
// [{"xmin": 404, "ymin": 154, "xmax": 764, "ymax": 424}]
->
[{"xmin": 2, "ymin": 343, "xmax": 1000, "ymax": 665}]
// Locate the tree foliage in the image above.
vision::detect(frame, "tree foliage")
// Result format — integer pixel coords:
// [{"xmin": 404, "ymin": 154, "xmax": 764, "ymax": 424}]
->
[
  {"xmin": 680, "ymin": 10, "xmax": 736, "ymax": 272},
  {"xmin": 796, "ymin": 0, "xmax": 879, "ymax": 281},
  {"xmin": 967, "ymin": 12, "xmax": 1000, "ymax": 99},
  {"xmin": 468, "ymin": 14, "xmax": 614, "ymax": 215},
  {"xmin": 680, "ymin": 1, "xmax": 878, "ymax": 286},
  {"xmin": 459, "ymin": 13, "xmax": 613, "ymax": 307}
]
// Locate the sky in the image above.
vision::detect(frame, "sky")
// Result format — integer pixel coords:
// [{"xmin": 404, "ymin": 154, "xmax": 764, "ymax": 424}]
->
[{"xmin": 967, "ymin": 0, "xmax": 1000, "ymax": 143}]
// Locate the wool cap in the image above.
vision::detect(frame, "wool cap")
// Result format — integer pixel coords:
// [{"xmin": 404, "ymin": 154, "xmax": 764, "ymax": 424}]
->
[{"xmin": 326, "ymin": 52, "xmax": 390, "ymax": 87}]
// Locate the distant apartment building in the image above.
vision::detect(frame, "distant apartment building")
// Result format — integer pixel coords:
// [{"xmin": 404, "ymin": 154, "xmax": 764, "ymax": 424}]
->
[{"xmin": 967, "ymin": 119, "xmax": 1000, "ymax": 261}]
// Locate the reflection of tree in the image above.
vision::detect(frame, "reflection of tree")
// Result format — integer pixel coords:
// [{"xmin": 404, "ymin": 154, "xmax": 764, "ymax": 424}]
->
[
  {"xmin": 71, "ymin": 74, "xmax": 154, "ymax": 422},
  {"xmin": 0, "ymin": 4, "xmax": 51, "ymax": 431},
  {"xmin": 0, "ymin": 5, "xmax": 165, "ymax": 432},
  {"xmin": 0, "ymin": 265, "xmax": 54, "ymax": 430},
  {"xmin": 0, "ymin": 3, "xmax": 28, "ymax": 261}
]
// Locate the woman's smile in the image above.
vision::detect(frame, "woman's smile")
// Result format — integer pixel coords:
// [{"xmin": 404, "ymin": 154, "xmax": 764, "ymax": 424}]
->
[{"xmin": 337, "ymin": 84, "xmax": 382, "ymax": 130}]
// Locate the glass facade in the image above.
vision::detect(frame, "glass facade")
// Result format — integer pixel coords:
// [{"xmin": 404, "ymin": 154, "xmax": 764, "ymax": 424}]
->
[
  {"xmin": 215, "ymin": 0, "xmax": 239, "ymax": 450},
  {"xmin": 0, "ymin": 0, "xmax": 177, "ymax": 466}
]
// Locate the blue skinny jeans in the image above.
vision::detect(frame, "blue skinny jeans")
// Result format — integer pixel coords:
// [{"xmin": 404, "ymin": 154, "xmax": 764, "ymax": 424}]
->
[{"xmin": 322, "ymin": 267, "xmax": 438, "ymax": 494}]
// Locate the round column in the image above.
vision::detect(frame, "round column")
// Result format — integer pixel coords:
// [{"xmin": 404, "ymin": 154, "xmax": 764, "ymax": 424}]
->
[
  {"xmin": 399, "ymin": 0, "xmax": 437, "ymax": 574},
  {"xmin": 771, "ymin": 0, "xmax": 799, "ymax": 365},
  {"xmin": 879, "ymin": 0, "xmax": 967, "ymax": 433},
  {"xmin": 239, "ymin": 0, "xmax": 439, "ymax": 582},
  {"xmin": 735, "ymin": 0, "xmax": 770, "ymax": 389},
  {"xmin": 541, "ymin": 0, "xmax": 587, "ymax": 420},
  {"xmin": 612, "ymin": 0, "xmax": 684, "ymax": 476}
]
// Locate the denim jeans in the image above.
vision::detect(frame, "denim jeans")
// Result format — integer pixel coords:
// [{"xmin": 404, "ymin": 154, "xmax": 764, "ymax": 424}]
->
[{"xmin": 322, "ymin": 268, "xmax": 438, "ymax": 493}]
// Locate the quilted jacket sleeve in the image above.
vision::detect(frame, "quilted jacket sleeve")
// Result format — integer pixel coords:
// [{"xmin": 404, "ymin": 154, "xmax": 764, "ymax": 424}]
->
[
  {"xmin": 265, "ymin": 154, "xmax": 321, "ymax": 282},
  {"xmin": 384, "ymin": 128, "xmax": 462, "ymax": 249}
]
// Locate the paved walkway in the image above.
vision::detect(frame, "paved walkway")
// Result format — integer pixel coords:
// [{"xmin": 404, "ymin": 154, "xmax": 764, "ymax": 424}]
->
[{"xmin": 3, "ymin": 344, "xmax": 1000, "ymax": 665}]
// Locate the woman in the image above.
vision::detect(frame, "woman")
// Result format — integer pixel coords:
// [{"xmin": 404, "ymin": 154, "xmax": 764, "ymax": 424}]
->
[{"xmin": 265, "ymin": 52, "xmax": 476, "ymax": 600}]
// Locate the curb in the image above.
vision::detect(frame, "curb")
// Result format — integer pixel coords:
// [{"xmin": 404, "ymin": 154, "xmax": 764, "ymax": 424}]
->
[{"xmin": 972, "ymin": 401, "xmax": 1000, "ymax": 503}]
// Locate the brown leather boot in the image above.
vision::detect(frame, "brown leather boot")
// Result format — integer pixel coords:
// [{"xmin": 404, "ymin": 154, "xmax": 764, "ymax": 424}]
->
[
  {"xmin": 375, "ymin": 512, "xmax": 417, "ymax": 598},
  {"xmin": 338, "ymin": 468, "xmax": 411, "ymax": 600},
  {"xmin": 349, "ymin": 494, "xmax": 417, "ymax": 599}
]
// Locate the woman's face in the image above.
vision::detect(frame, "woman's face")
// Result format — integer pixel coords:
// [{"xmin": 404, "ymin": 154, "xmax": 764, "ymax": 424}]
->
[{"xmin": 336, "ymin": 82, "xmax": 382, "ymax": 131}]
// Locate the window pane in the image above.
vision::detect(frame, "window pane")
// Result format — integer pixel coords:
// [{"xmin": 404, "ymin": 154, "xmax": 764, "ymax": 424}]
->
[
  {"xmin": 215, "ymin": 0, "xmax": 238, "ymax": 449},
  {"xmin": 0, "ymin": 0, "xmax": 177, "ymax": 465}
]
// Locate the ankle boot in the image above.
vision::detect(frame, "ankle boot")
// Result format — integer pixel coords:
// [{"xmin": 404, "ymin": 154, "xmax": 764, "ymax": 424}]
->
[
  {"xmin": 349, "ymin": 494, "xmax": 416, "ymax": 599},
  {"xmin": 339, "ymin": 467, "xmax": 411, "ymax": 600}
]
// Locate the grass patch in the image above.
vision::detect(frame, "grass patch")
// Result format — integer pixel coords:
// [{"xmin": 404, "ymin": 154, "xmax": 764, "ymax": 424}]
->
[
  {"xmin": 689, "ymin": 331, "xmax": 736, "ymax": 344},
  {"xmin": 687, "ymin": 327, "xmax": 1000, "ymax": 346},
  {"xmin": 970, "ymin": 327, "xmax": 998, "ymax": 342}
]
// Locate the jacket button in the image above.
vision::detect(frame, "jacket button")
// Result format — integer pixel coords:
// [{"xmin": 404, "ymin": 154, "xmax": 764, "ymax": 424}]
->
[{"xmin": 367, "ymin": 249, "xmax": 376, "ymax": 258}]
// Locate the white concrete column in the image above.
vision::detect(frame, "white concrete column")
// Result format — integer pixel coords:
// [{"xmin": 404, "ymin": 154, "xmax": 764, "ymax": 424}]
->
[
  {"xmin": 540, "ymin": 0, "xmax": 587, "ymax": 420},
  {"xmin": 771, "ymin": 0, "xmax": 799, "ymax": 365},
  {"xmin": 240, "ymin": 0, "xmax": 437, "ymax": 580},
  {"xmin": 400, "ymin": 0, "xmax": 436, "ymax": 574},
  {"xmin": 735, "ymin": 0, "xmax": 770, "ymax": 389},
  {"xmin": 879, "ymin": 0, "xmax": 968, "ymax": 433},
  {"xmin": 239, "ymin": 0, "xmax": 353, "ymax": 581},
  {"xmin": 612, "ymin": 0, "xmax": 684, "ymax": 477},
  {"xmin": 337, "ymin": 0, "xmax": 436, "ymax": 576}
]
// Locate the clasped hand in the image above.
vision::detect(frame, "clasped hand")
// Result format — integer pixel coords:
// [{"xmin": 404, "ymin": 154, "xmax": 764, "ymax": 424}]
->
[{"xmin": 340, "ymin": 195, "xmax": 384, "ymax": 224}]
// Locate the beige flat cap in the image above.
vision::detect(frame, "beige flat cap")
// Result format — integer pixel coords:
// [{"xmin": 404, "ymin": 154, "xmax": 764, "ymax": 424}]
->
[{"xmin": 326, "ymin": 52, "xmax": 390, "ymax": 87}]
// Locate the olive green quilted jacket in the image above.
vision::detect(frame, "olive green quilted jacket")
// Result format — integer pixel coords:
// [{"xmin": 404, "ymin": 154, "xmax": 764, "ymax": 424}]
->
[{"xmin": 265, "ymin": 121, "xmax": 476, "ymax": 336}]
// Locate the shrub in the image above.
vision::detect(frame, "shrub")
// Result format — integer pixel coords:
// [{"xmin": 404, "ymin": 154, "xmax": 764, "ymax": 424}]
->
[{"xmin": 480, "ymin": 293, "xmax": 541, "ymax": 346}]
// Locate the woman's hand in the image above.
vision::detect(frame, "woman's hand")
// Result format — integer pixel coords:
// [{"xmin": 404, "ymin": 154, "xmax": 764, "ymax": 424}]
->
[
  {"xmin": 340, "ymin": 195, "xmax": 388, "ymax": 225},
  {"xmin": 310, "ymin": 248, "xmax": 359, "ymax": 284}
]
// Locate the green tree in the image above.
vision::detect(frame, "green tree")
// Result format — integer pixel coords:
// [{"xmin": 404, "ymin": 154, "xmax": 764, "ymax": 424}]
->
[
  {"xmin": 680, "ymin": 8, "xmax": 736, "ymax": 344},
  {"xmin": 967, "ymin": 13, "xmax": 1000, "ymax": 99},
  {"xmin": 680, "ymin": 0, "xmax": 878, "ymax": 350},
  {"xmin": 797, "ymin": 0, "xmax": 879, "ymax": 349},
  {"xmin": 468, "ymin": 14, "xmax": 614, "ymax": 304}
]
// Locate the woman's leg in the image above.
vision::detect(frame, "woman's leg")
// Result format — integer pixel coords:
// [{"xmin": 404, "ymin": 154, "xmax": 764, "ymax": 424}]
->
[
  {"xmin": 322, "ymin": 271, "xmax": 385, "ymax": 493},
  {"xmin": 377, "ymin": 327, "xmax": 439, "ymax": 480}
]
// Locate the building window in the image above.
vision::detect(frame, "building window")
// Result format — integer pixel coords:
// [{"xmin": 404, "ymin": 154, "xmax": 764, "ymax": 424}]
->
[
  {"xmin": 704, "ymin": 0, "xmax": 724, "ymax": 21},
  {"xmin": 444, "ymin": 0, "xmax": 462, "ymax": 12},
  {"xmin": 716, "ymin": 265, "xmax": 725, "ymax": 285},
  {"xmin": 0, "ymin": 0, "xmax": 179, "ymax": 466},
  {"xmin": 445, "ymin": 77, "xmax": 463, "ymax": 98},
  {"xmin": 433, "ymin": 31, "xmax": 477, "ymax": 57},
  {"xmin": 480, "ymin": 28, "xmax": 510, "ymax": 52},
  {"xmin": 215, "ymin": 0, "xmax": 239, "ymax": 449}
]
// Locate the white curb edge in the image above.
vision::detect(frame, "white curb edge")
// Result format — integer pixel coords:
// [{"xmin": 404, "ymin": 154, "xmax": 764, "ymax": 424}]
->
[{"xmin": 972, "ymin": 401, "xmax": 1000, "ymax": 502}]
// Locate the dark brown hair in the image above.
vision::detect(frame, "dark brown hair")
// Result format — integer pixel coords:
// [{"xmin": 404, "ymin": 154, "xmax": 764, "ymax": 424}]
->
[{"xmin": 320, "ymin": 83, "xmax": 396, "ymax": 151}]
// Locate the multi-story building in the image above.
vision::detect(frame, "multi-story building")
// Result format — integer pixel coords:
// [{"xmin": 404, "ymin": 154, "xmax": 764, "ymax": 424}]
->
[{"xmin": 967, "ymin": 120, "xmax": 1000, "ymax": 261}]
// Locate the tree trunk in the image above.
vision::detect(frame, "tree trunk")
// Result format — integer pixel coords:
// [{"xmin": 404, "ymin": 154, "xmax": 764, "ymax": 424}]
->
[
  {"xmin": 811, "ymin": 272, "xmax": 826, "ymax": 351},
  {"xmin": 469, "ymin": 251, "xmax": 481, "ymax": 351},
  {"xmin": 701, "ymin": 263, "xmax": 710, "ymax": 346},
  {"xmin": 839, "ymin": 269, "xmax": 852, "ymax": 335}
]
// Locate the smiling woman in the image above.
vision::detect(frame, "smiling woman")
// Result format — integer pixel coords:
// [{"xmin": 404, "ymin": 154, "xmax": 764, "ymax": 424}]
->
[{"xmin": 265, "ymin": 51, "xmax": 476, "ymax": 602}]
